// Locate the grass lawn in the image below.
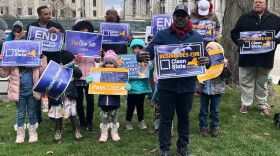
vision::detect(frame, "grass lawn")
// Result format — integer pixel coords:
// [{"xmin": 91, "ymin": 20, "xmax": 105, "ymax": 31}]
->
[{"xmin": 1, "ymin": 85, "xmax": 280, "ymax": 156}]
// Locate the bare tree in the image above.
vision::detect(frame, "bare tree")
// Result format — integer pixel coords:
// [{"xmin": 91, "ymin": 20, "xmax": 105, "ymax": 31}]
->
[
  {"xmin": 221, "ymin": 0, "xmax": 254, "ymax": 84},
  {"xmin": 45, "ymin": 0, "xmax": 65, "ymax": 20},
  {"xmin": 8, "ymin": 0, "xmax": 27, "ymax": 19}
]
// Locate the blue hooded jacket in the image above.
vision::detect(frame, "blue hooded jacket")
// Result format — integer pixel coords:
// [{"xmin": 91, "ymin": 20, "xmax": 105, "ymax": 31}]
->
[{"xmin": 128, "ymin": 39, "xmax": 153, "ymax": 94}]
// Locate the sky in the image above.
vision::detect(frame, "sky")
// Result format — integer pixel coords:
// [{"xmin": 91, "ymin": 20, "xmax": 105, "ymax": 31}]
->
[{"xmin": 105, "ymin": 0, "xmax": 123, "ymax": 14}]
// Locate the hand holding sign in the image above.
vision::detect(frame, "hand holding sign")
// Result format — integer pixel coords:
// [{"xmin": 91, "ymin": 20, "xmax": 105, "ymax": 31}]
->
[
  {"xmin": 138, "ymin": 51, "xmax": 150, "ymax": 63},
  {"xmin": 48, "ymin": 27, "xmax": 60, "ymax": 33},
  {"xmin": 197, "ymin": 57, "xmax": 209, "ymax": 66}
]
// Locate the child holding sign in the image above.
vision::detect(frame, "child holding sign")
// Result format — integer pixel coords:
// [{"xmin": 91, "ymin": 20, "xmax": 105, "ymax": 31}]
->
[
  {"xmin": 86, "ymin": 50, "xmax": 131, "ymax": 142},
  {"xmin": 198, "ymin": 42, "xmax": 231, "ymax": 137},
  {"xmin": 48, "ymin": 50, "xmax": 83, "ymax": 141},
  {"xmin": 0, "ymin": 54, "xmax": 47, "ymax": 143}
]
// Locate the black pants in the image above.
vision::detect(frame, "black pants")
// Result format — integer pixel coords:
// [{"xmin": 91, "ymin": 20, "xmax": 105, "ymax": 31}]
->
[
  {"xmin": 76, "ymin": 85, "xmax": 94, "ymax": 126},
  {"xmin": 158, "ymin": 90, "xmax": 194, "ymax": 151},
  {"xmin": 126, "ymin": 94, "xmax": 145, "ymax": 122}
]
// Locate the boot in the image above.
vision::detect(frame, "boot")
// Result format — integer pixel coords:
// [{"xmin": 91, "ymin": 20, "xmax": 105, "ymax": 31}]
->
[
  {"xmin": 110, "ymin": 122, "xmax": 120, "ymax": 141},
  {"xmin": 70, "ymin": 116, "xmax": 83, "ymax": 141},
  {"xmin": 27, "ymin": 123, "xmax": 38, "ymax": 143},
  {"xmin": 15, "ymin": 124, "xmax": 26, "ymax": 143},
  {"xmin": 99, "ymin": 123, "xmax": 109, "ymax": 142},
  {"xmin": 54, "ymin": 118, "xmax": 62, "ymax": 141}
]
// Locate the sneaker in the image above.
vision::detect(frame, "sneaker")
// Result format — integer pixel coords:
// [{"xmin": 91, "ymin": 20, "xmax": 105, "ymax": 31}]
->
[
  {"xmin": 261, "ymin": 108, "xmax": 269, "ymax": 116},
  {"xmin": 200, "ymin": 129, "xmax": 208, "ymax": 137},
  {"xmin": 239, "ymin": 105, "xmax": 249, "ymax": 113},
  {"xmin": 177, "ymin": 148, "xmax": 193, "ymax": 156},
  {"xmin": 210, "ymin": 129, "xmax": 219, "ymax": 137},
  {"xmin": 86, "ymin": 123, "xmax": 94, "ymax": 131},
  {"xmin": 126, "ymin": 121, "xmax": 133, "ymax": 130},
  {"xmin": 138, "ymin": 120, "xmax": 147, "ymax": 129},
  {"xmin": 160, "ymin": 150, "xmax": 170, "ymax": 156}
]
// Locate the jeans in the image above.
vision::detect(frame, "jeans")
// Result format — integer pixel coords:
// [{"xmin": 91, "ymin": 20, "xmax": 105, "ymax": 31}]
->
[
  {"xmin": 16, "ymin": 85, "xmax": 37, "ymax": 127},
  {"xmin": 158, "ymin": 90, "xmax": 194, "ymax": 151},
  {"xmin": 199, "ymin": 93, "xmax": 221, "ymax": 130}
]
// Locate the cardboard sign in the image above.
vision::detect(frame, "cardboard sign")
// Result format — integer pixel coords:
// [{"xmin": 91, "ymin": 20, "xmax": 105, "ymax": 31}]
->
[
  {"xmin": 0, "ymin": 40, "xmax": 42, "ymax": 66},
  {"xmin": 151, "ymin": 14, "xmax": 173, "ymax": 35},
  {"xmin": 100, "ymin": 22, "xmax": 130, "ymax": 44},
  {"xmin": 88, "ymin": 68, "xmax": 129, "ymax": 95},
  {"xmin": 191, "ymin": 20, "xmax": 216, "ymax": 41}
]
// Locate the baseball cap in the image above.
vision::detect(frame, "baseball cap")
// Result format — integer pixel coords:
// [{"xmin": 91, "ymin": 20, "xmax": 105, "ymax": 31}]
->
[
  {"xmin": 198, "ymin": 0, "xmax": 210, "ymax": 16},
  {"xmin": 173, "ymin": 4, "xmax": 189, "ymax": 16}
]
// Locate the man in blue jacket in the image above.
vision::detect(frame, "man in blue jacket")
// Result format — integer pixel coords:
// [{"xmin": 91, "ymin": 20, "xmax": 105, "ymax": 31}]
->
[
  {"xmin": 138, "ymin": 4, "xmax": 209, "ymax": 156},
  {"xmin": 231, "ymin": 0, "xmax": 280, "ymax": 116}
]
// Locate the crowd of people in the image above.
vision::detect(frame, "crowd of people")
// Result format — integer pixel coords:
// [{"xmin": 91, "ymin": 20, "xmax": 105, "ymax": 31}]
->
[{"xmin": 0, "ymin": 0, "xmax": 280, "ymax": 156}]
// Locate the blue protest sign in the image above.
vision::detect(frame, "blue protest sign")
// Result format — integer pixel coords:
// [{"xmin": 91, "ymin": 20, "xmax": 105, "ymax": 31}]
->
[
  {"xmin": 27, "ymin": 26, "xmax": 64, "ymax": 52},
  {"xmin": 0, "ymin": 40, "xmax": 42, "ymax": 66},
  {"xmin": 65, "ymin": 30, "xmax": 102, "ymax": 57},
  {"xmin": 34, "ymin": 60, "xmax": 73, "ymax": 100},
  {"xmin": 118, "ymin": 54, "xmax": 149, "ymax": 78},
  {"xmin": 191, "ymin": 20, "xmax": 216, "ymax": 41},
  {"xmin": 240, "ymin": 30, "xmax": 275, "ymax": 54},
  {"xmin": 100, "ymin": 22, "xmax": 130, "ymax": 44},
  {"xmin": 151, "ymin": 14, "xmax": 173, "ymax": 35},
  {"xmin": 155, "ymin": 42, "xmax": 206, "ymax": 79}
]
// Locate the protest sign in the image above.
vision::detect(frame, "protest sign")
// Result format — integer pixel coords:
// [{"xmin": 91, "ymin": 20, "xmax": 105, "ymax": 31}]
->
[
  {"xmin": 65, "ymin": 30, "xmax": 102, "ymax": 57},
  {"xmin": 100, "ymin": 22, "xmax": 130, "ymax": 44},
  {"xmin": 27, "ymin": 26, "xmax": 64, "ymax": 52},
  {"xmin": 88, "ymin": 68, "xmax": 129, "ymax": 95},
  {"xmin": 0, "ymin": 40, "xmax": 42, "ymax": 66},
  {"xmin": 145, "ymin": 26, "xmax": 152, "ymax": 44},
  {"xmin": 155, "ymin": 42, "xmax": 206, "ymax": 79},
  {"xmin": 151, "ymin": 14, "xmax": 172, "ymax": 35},
  {"xmin": 240, "ymin": 30, "xmax": 275, "ymax": 54},
  {"xmin": 191, "ymin": 20, "xmax": 216, "ymax": 41},
  {"xmin": 34, "ymin": 60, "xmax": 73, "ymax": 100},
  {"xmin": 118, "ymin": 54, "xmax": 149, "ymax": 78}
]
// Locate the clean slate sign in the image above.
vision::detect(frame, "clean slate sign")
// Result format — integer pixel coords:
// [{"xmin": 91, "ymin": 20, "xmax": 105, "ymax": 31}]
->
[
  {"xmin": 34, "ymin": 61, "xmax": 73, "ymax": 100},
  {"xmin": 0, "ymin": 40, "xmax": 42, "ymax": 66},
  {"xmin": 100, "ymin": 22, "xmax": 130, "ymax": 44},
  {"xmin": 65, "ymin": 30, "xmax": 103, "ymax": 57},
  {"xmin": 27, "ymin": 26, "xmax": 64, "ymax": 52},
  {"xmin": 151, "ymin": 14, "xmax": 173, "ymax": 35},
  {"xmin": 191, "ymin": 20, "xmax": 216, "ymax": 41}
]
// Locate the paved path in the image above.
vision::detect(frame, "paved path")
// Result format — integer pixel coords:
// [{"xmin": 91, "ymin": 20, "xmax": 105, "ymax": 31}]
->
[{"xmin": 270, "ymin": 44, "xmax": 280, "ymax": 84}]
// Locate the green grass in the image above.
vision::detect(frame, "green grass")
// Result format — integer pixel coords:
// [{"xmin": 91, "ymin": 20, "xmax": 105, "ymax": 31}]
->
[{"xmin": 1, "ymin": 85, "xmax": 280, "ymax": 156}]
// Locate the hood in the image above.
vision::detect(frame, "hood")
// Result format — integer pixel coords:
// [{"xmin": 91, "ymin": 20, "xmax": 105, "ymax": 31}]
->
[{"xmin": 129, "ymin": 39, "xmax": 145, "ymax": 54}]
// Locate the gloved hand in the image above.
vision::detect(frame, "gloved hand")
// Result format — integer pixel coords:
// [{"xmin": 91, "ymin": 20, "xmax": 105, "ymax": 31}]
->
[
  {"xmin": 137, "ymin": 51, "xmax": 150, "ymax": 62},
  {"xmin": 125, "ymin": 82, "xmax": 131, "ymax": 91},
  {"xmin": 237, "ymin": 39, "xmax": 245, "ymax": 46},
  {"xmin": 197, "ymin": 57, "xmax": 209, "ymax": 66},
  {"xmin": 67, "ymin": 63, "xmax": 73, "ymax": 68},
  {"xmin": 86, "ymin": 76, "xmax": 93, "ymax": 84}
]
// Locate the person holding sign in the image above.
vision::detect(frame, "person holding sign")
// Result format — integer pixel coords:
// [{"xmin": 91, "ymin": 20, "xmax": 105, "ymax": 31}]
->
[
  {"xmin": 6, "ymin": 21, "xmax": 26, "ymax": 41},
  {"xmin": 231, "ymin": 0, "xmax": 280, "ymax": 115},
  {"xmin": 48, "ymin": 50, "xmax": 83, "ymax": 142},
  {"xmin": 190, "ymin": 0, "xmax": 220, "ymax": 42},
  {"xmin": 138, "ymin": 4, "xmax": 209, "ymax": 156},
  {"xmin": 86, "ymin": 50, "xmax": 131, "ymax": 142},
  {"xmin": 0, "ymin": 55, "xmax": 47, "ymax": 143},
  {"xmin": 72, "ymin": 19, "xmax": 96, "ymax": 131},
  {"xmin": 198, "ymin": 42, "xmax": 231, "ymax": 138}
]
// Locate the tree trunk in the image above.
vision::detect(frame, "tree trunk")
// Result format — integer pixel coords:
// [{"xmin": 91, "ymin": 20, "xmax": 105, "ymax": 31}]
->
[{"xmin": 221, "ymin": 0, "xmax": 254, "ymax": 84}]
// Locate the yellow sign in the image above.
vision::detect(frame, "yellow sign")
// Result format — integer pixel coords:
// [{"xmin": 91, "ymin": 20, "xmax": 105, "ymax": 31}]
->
[{"xmin": 88, "ymin": 68, "xmax": 129, "ymax": 95}]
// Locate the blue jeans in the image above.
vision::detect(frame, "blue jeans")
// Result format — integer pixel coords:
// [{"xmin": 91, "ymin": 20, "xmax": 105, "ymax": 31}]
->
[
  {"xmin": 199, "ymin": 93, "xmax": 221, "ymax": 130},
  {"xmin": 158, "ymin": 90, "xmax": 194, "ymax": 151}
]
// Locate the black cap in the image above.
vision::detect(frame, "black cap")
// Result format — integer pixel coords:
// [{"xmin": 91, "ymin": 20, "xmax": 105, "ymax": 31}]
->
[{"xmin": 173, "ymin": 4, "xmax": 189, "ymax": 15}]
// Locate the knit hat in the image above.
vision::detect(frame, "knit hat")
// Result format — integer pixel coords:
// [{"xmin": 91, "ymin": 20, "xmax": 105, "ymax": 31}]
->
[
  {"xmin": 206, "ymin": 42, "xmax": 224, "ymax": 53},
  {"xmin": 198, "ymin": 0, "xmax": 210, "ymax": 16},
  {"xmin": 130, "ymin": 39, "xmax": 145, "ymax": 54},
  {"xmin": 60, "ymin": 50, "xmax": 75, "ymax": 65},
  {"xmin": 103, "ymin": 50, "xmax": 118, "ymax": 67},
  {"xmin": 0, "ymin": 18, "xmax": 8, "ymax": 31},
  {"xmin": 13, "ymin": 20, "xmax": 23, "ymax": 28}
]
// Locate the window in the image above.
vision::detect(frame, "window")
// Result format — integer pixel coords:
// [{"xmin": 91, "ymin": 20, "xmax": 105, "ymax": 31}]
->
[
  {"xmin": 28, "ymin": 8, "xmax": 32, "ymax": 15},
  {"xmin": 72, "ymin": 0, "xmax": 75, "ymax": 3},
  {"xmin": 93, "ymin": 0, "xmax": 96, "ymax": 7},
  {"xmin": 160, "ymin": 0, "xmax": 165, "ymax": 14},
  {"xmin": 93, "ymin": 10, "xmax": 96, "ymax": 17},
  {"xmin": 52, "ymin": 11, "xmax": 55, "ymax": 17},
  {"xmin": 72, "ymin": 10, "xmax": 76, "ymax": 17},
  {"xmin": 132, "ymin": 0, "xmax": 136, "ymax": 15},
  {"xmin": 0, "ymin": 7, "xmax": 3, "ymax": 14},
  {"xmin": 17, "ymin": 8, "xmax": 22, "ymax": 15},
  {"xmin": 60, "ymin": 10, "xmax": 64, "ymax": 17},
  {"xmin": 146, "ymin": 0, "xmax": 149, "ymax": 15},
  {"xmin": 183, "ymin": 0, "xmax": 188, "ymax": 5},
  {"xmin": 5, "ymin": 7, "xmax": 9, "ymax": 14}
]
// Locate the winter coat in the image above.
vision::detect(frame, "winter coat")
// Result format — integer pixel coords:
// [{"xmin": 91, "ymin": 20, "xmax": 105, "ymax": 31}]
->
[
  {"xmin": 0, "ymin": 57, "xmax": 47, "ymax": 102},
  {"xmin": 64, "ymin": 66, "xmax": 82, "ymax": 99},
  {"xmin": 190, "ymin": 7, "xmax": 221, "ymax": 42},
  {"xmin": 201, "ymin": 67, "xmax": 231, "ymax": 95},
  {"xmin": 98, "ymin": 95, "xmax": 120, "ymax": 110},
  {"xmin": 145, "ymin": 27, "xmax": 207, "ymax": 93},
  {"xmin": 231, "ymin": 10, "xmax": 280, "ymax": 69}
]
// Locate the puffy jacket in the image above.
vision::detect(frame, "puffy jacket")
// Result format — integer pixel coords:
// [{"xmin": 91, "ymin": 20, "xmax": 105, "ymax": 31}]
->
[
  {"xmin": 146, "ymin": 27, "xmax": 206, "ymax": 93},
  {"xmin": 231, "ymin": 10, "xmax": 280, "ymax": 68},
  {"xmin": 0, "ymin": 57, "xmax": 47, "ymax": 102},
  {"xmin": 98, "ymin": 95, "xmax": 120, "ymax": 108}
]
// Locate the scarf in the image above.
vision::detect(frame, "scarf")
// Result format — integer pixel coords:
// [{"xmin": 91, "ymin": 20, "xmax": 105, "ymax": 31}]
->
[{"xmin": 171, "ymin": 21, "xmax": 193, "ymax": 39}]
